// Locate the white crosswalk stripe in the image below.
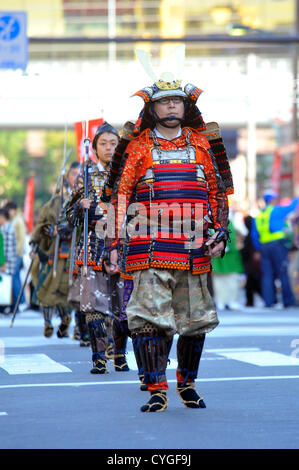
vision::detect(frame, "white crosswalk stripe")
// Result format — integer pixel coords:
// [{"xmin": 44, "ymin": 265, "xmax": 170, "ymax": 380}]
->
[
  {"xmin": 206, "ymin": 347, "xmax": 299, "ymax": 366},
  {"xmin": 1, "ymin": 353, "xmax": 72, "ymax": 374}
]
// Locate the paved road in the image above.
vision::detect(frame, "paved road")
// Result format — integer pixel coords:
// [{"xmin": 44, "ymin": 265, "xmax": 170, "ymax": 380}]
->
[{"xmin": 0, "ymin": 306, "xmax": 299, "ymax": 450}]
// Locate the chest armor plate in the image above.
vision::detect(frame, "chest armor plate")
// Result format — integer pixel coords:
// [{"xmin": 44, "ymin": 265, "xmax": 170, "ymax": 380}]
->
[{"xmin": 136, "ymin": 145, "xmax": 207, "ymax": 206}]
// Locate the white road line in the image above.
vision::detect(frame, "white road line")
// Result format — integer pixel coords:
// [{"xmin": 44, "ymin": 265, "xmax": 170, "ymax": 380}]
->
[
  {"xmin": 60, "ymin": 356, "xmax": 226, "ymax": 367},
  {"xmin": 0, "ymin": 375, "xmax": 299, "ymax": 389},
  {"xmin": 0, "ymin": 412, "xmax": 8, "ymax": 416}
]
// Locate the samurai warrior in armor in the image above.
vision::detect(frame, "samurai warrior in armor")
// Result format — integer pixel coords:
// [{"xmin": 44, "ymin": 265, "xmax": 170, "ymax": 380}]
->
[
  {"xmin": 65, "ymin": 122, "xmax": 130, "ymax": 374},
  {"xmin": 30, "ymin": 161, "xmax": 81, "ymax": 339},
  {"xmin": 103, "ymin": 50, "xmax": 233, "ymax": 412}
]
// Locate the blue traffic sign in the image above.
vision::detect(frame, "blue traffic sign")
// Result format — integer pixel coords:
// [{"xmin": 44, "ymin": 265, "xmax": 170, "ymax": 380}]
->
[
  {"xmin": 0, "ymin": 15, "xmax": 21, "ymax": 41},
  {"xmin": 0, "ymin": 11, "xmax": 27, "ymax": 70}
]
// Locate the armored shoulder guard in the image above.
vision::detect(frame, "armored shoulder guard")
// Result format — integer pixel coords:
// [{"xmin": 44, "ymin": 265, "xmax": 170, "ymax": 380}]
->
[
  {"xmin": 101, "ymin": 121, "xmax": 135, "ymax": 203},
  {"xmin": 200, "ymin": 122, "xmax": 234, "ymax": 195}
]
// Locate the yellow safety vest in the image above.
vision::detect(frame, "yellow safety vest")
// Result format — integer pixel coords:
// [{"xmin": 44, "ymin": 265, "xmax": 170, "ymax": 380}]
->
[{"xmin": 256, "ymin": 205, "xmax": 285, "ymax": 244}]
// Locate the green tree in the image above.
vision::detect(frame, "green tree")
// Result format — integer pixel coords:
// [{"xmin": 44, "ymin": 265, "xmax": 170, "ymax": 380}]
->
[
  {"xmin": 32, "ymin": 129, "xmax": 76, "ymax": 210},
  {"xmin": 0, "ymin": 129, "xmax": 77, "ymax": 215},
  {"xmin": 0, "ymin": 130, "xmax": 30, "ymax": 207}
]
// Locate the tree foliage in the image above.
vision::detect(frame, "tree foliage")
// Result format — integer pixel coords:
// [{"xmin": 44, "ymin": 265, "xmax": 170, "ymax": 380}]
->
[
  {"xmin": 0, "ymin": 129, "xmax": 77, "ymax": 214},
  {"xmin": 0, "ymin": 130, "xmax": 30, "ymax": 207}
]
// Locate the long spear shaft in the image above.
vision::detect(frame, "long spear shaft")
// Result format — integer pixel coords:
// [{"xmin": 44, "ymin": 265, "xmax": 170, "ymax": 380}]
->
[
  {"xmin": 53, "ymin": 143, "xmax": 73, "ymax": 279},
  {"xmin": 68, "ymin": 226, "xmax": 77, "ymax": 286},
  {"xmin": 10, "ymin": 244, "xmax": 38, "ymax": 328},
  {"xmin": 83, "ymin": 120, "xmax": 90, "ymax": 276},
  {"xmin": 9, "ymin": 260, "xmax": 33, "ymax": 327}
]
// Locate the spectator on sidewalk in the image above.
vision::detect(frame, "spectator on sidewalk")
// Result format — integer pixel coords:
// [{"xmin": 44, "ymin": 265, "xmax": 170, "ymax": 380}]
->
[
  {"xmin": 0, "ymin": 231, "xmax": 5, "ymax": 270},
  {"xmin": 212, "ymin": 219, "xmax": 244, "ymax": 310},
  {"xmin": 0, "ymin": 228, "xmax": 6, "ymax": 310},
  {"xmin": 5, "ymin": 201, "xmax": 28, "ymax": 311},
  {"xmin": 290, "ymin": 203, "xmax": 299, "ymax": 304},
  {"xmin": 251, "ymin": 189, "xmax": 299, "ymax": 308},
  {"xmin": 0, "ymin": 207, "xmax": 17, "ymax": 312},
  {"xmin": 240, "ymin": 215, "xmax": 262, "ymax": 307}
]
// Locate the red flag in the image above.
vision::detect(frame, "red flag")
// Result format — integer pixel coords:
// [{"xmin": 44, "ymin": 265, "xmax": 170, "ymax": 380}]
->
[
  {"xmin": 74, "ymin": 118, "xmax": 104, "ymax": 163},
  {"xmin": 24, "ymin": 177, "xmax": 34, "ymax": 234},
  {"xmin": 271, "ymin": 150, "xmax": 281, "ymax": 194}
]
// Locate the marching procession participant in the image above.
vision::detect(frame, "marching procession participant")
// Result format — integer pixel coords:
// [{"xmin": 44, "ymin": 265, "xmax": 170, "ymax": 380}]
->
[
  {"xmin": 100, "ymin": 120, "xmax": 149, "ymax": 391},
  {"xmin": 58, "ymin": 168, "xmax": 91, "ymax": 348},
  {"xmin": 105, "ymin": 49, "xmax": 233, "ymax": 412},
  {"xmin": 65, "ymin": 122, "xmax": 130, "ymax": 374},
  {"xmin": 29, "ymin": 161, "xmax": 80, "ymax": 338}
]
